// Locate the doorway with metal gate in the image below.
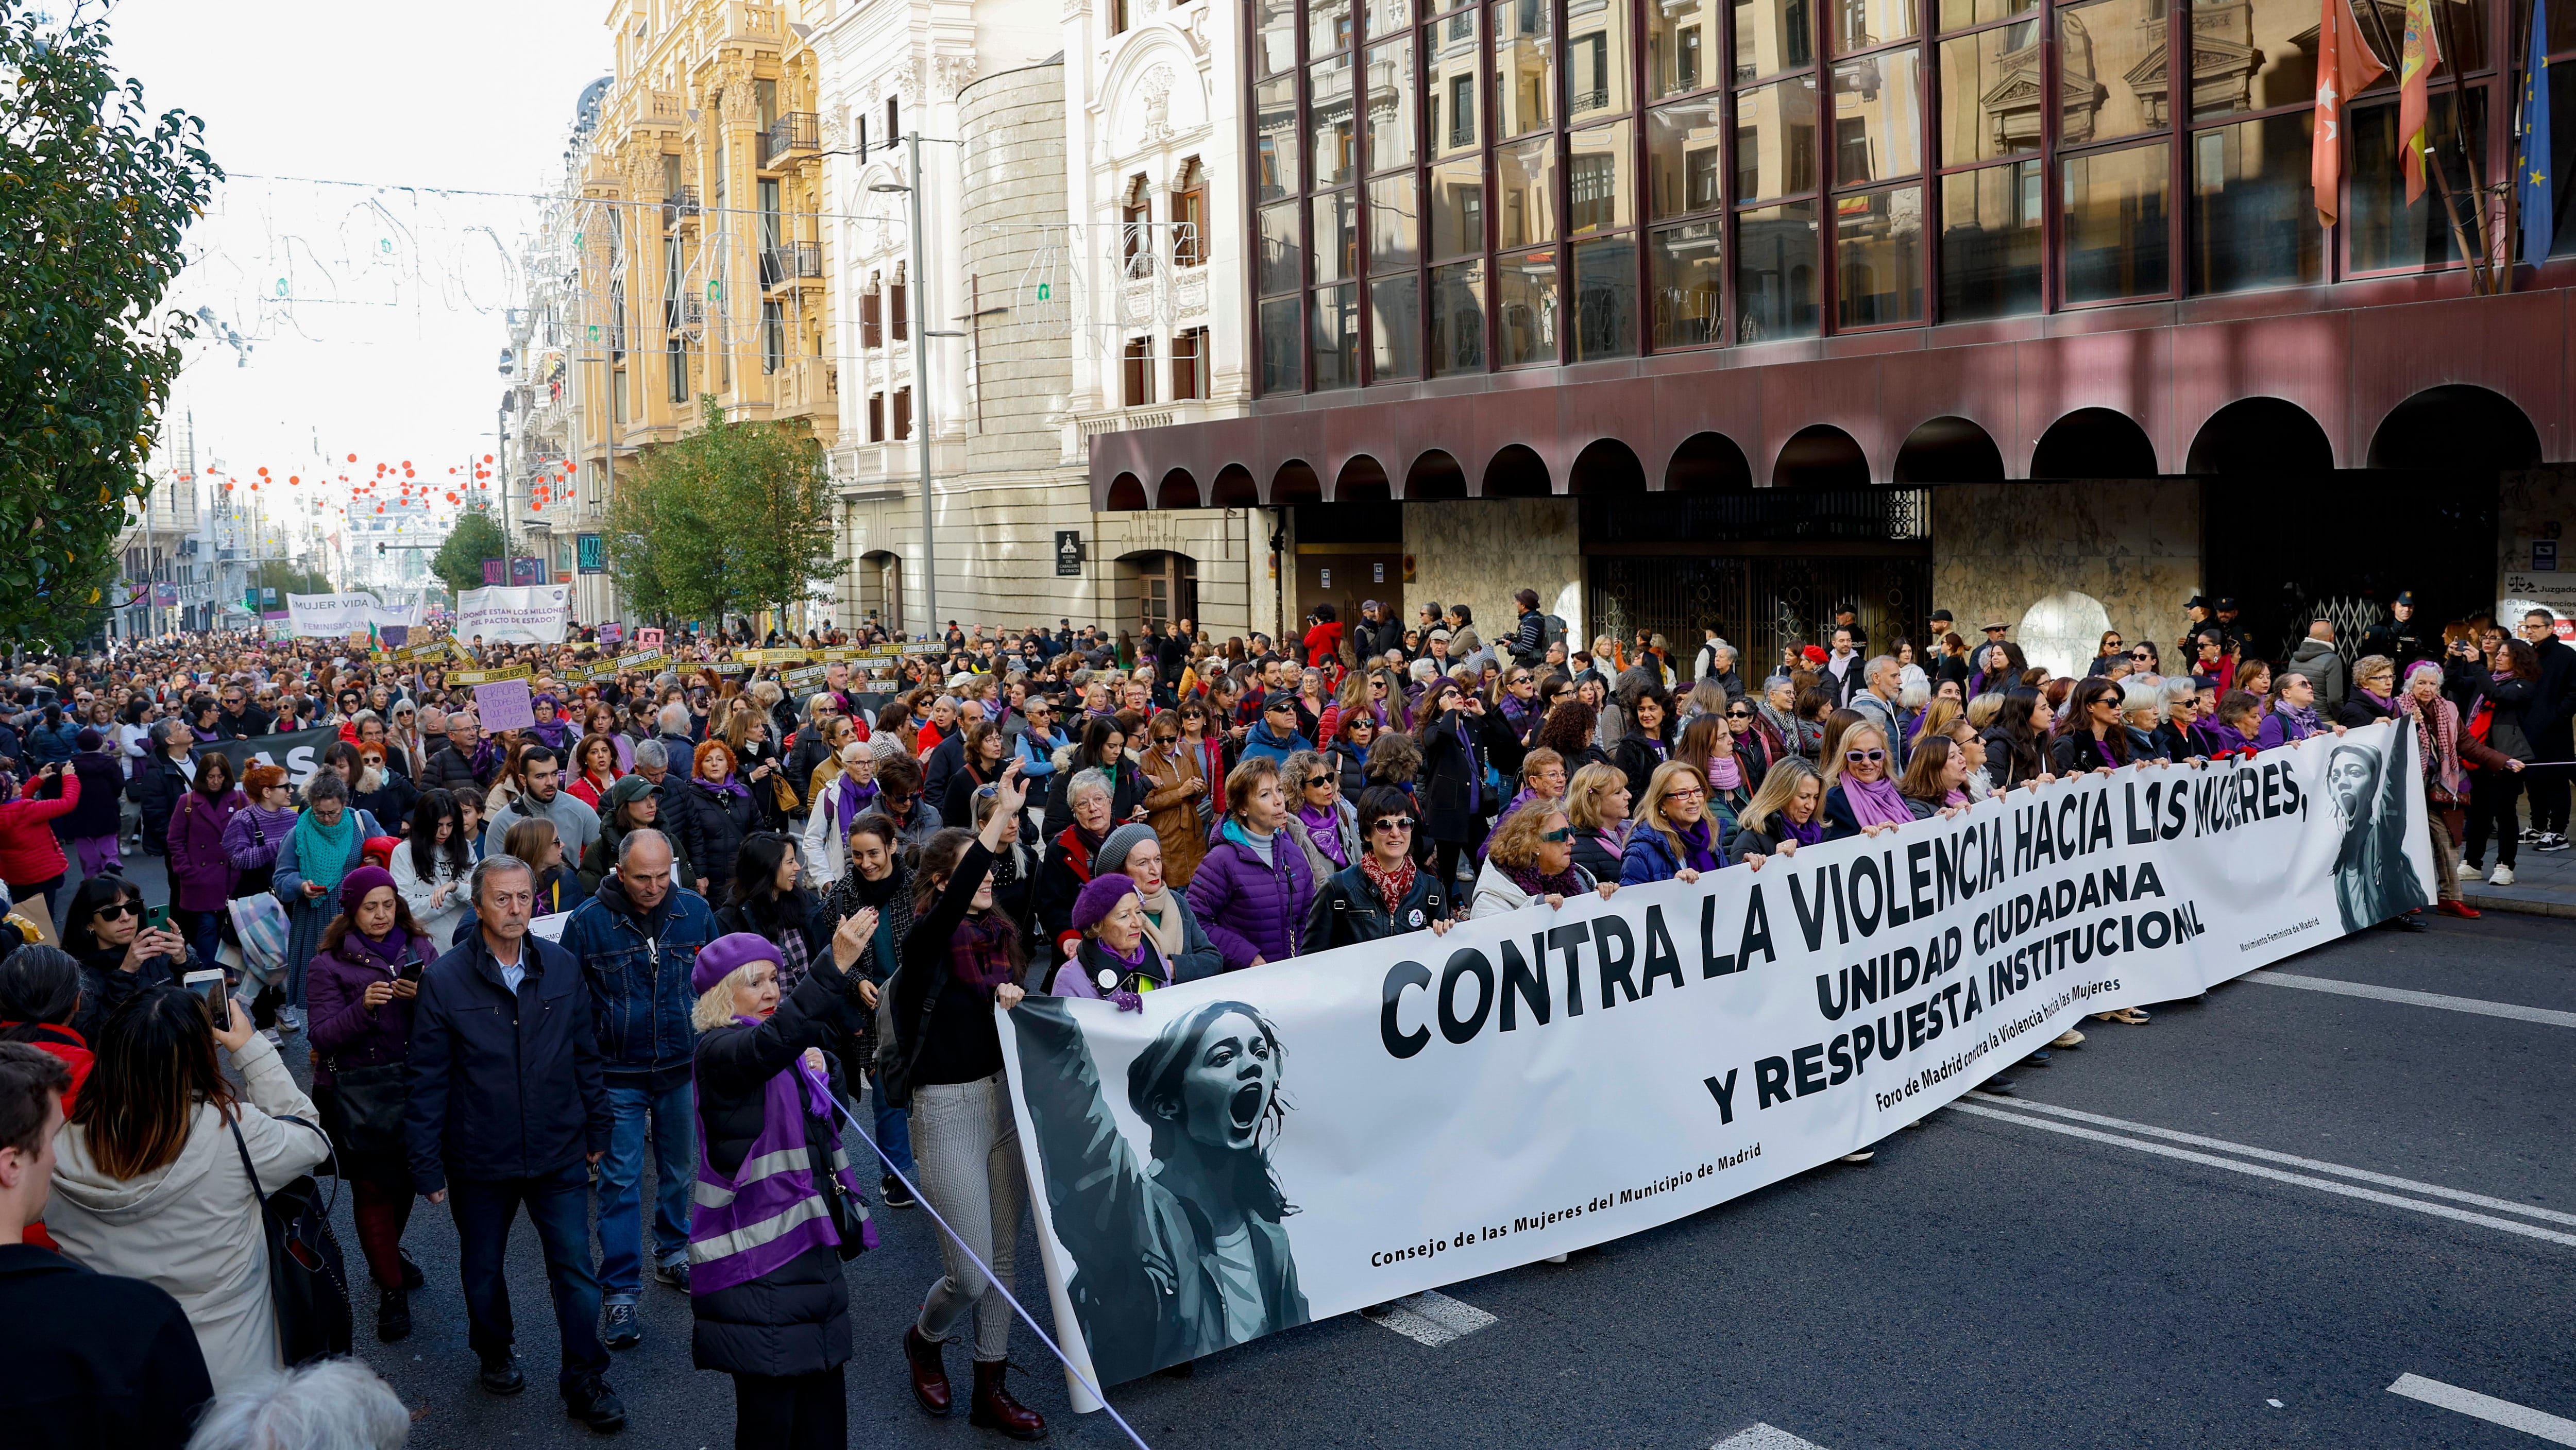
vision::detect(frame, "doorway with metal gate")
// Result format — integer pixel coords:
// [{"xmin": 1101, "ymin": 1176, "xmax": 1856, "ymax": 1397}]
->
[{"xmin": 1582, "ymin": 489, "xmax": 1935, "ymax": 679}]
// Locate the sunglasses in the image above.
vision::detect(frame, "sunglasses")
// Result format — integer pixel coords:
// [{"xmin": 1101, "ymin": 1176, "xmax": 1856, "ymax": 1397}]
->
[
  {"xmin": 1539, "ymin": 826, "xmax": 1574, "ymax": 843},
  {"xmin": 1844, "ymin": 748, "xmax": 1886, "ymax": 762},
  {"xmin": 1371, "ymin": 816, "xmax": 1417, "ymax": 832},
  {"xmin": 1307, "ymin": 776, "xmax": 1334, "ymax": 788},
  {"xmin": 1726, "ymin": 708, "xmax": 1753, "ymax": 720},
  {"xmin": 92, "ymin": 901, "xmax": 142, "ymax": 921}
]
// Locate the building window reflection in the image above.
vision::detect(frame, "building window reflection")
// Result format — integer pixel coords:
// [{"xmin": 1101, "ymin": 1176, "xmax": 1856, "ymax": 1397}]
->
[{"xmin": 1243, "ymin": 0, "xmax": 2513, "ymax": 393}]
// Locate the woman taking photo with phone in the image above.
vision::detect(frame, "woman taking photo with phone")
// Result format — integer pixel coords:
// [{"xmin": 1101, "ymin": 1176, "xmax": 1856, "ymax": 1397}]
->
[
  {"xmin": 44, "ymin": 985, "xmax": 329, "ymax": 1385},
  {"xmin": 62, "ymin": 874, "xmax": 201, "ymax": 1040},
  {"xmin": 302, "ymin": 863, "xmax": 434, "ymax": 1343}
]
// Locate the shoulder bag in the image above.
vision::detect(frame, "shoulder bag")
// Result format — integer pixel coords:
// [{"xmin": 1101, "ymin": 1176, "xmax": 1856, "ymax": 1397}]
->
[{"xmin": 228, "ymin": 1113, "xmax": 354, "ymax": 1366}]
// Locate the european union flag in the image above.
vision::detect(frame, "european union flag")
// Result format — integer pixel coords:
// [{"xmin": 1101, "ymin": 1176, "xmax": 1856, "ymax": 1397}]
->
[{"xmin": 2521, "ymin": 0, "xmax": 2555, "ymax": 264}]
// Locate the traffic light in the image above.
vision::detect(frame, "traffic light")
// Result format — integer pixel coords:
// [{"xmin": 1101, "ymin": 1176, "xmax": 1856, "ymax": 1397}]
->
[{"xmin": 377, "ymin": 542, "xmax": 387, "ymax": 556}]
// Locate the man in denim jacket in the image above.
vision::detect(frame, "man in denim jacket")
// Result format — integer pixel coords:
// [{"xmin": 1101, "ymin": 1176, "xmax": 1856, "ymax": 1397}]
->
[{"xmin": 557, "ymin": 828, "xmax": 716, "ymax": 1350}]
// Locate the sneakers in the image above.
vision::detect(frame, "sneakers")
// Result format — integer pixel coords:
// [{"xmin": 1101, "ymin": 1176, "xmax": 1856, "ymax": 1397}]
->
[
  {"xmin": 563, "ymin": 1376, "xmax": 628, "ymax": 1435},
  {"xmin": 652, "ymin": 1259, "xmax": 690, "ymax": 1292},
  {"xmin": 602, "ymin": 1302, "xmax": 641, "ymax": 1350},
  {"xmin": 2051, "ymin": 1029, "xmax": 2086, "ymax": 1049},
  {"xmin": 880, "ymin": 1173, "xmax": 917, "ymax": 1209},
  {"xmin": 2490, "ymin": 864, "xmax": 2518, "ymax": 886},
  {"xmin": 1840, "ymin": 1150, "xmax": 1875, "ymax": 1163},
  {"xmin": 2539, "ymin": 833, "xmax": 2572, "ymax": 852},
  {"xmin": 2459, "ymin": 858, "xmax": 2479, "ymax": 876},
  {"xmin": 2520, "ymin": 826, "xmax": 2542, "ymax": 843}
]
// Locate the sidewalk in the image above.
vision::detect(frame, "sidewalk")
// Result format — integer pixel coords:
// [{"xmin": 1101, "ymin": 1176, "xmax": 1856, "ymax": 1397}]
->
[{"xmin": 2458, "ymin": 825, "xmax": 2576, "ymax": 918}]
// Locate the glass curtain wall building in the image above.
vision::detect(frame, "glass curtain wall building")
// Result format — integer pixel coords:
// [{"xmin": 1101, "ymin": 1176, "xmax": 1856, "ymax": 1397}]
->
[{"xmin": 1249, "ymin": 0, "xmax": 2501, "ymax": 390}]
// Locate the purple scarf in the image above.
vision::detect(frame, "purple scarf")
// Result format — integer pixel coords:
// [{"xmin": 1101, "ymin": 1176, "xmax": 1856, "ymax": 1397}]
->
[
  {"xmin": 948, "ymin": 911, "xmax": 1019, "ymax": 990},
  {"xmin": 834, "ymin": 772, "xmax": 878, "ymax": 827},
  {"xmin": 701, "ymin": 774, "xmax": 751, "ymax": 803},
  {"xmin": 1840, "ymin": 773, "xmax": 1915, "ymax": 829},
  {"xmin": 1707, "ymin": 754, "xmax": 1742, "ymax": 791},
  {"xmin": 687, "ymin": 1021, "xmax": 878, "ymax": 1295},
  {"xmin": 1783, "ymin": 812, "xmax": 1825, "ymax": 847},
  {"xmin": 344, "ymin": 925, "xmax": 429, "ymax": 975},
  {"xmin": 1672, "ymin": 815, "xmax": 1722, "ymax": 872},
  {"xmin": 1503, "ymin": 859, "xmax": 1588, "ymax": 899},
  {"xmin": 1297, "ymin": 804, "xmax": 1349, "ymax": 868}
]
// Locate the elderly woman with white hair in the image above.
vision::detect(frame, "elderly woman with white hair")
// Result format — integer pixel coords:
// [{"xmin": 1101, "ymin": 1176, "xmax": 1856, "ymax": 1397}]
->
[
  {"xmin": 184, "ymin": 1359, "xmax": 412, "ymax": 1450},
  {"xmin": 2120, "ymin": 680, "xmax": 2177, "ymax": 760},
  {"xmin": 801, "ymin": 741, "xmax": 880, "ymax": 888},
  {"xmin": 686, "ymin": 927, "xmax": 879, "ymax": 1448},
  {"xmin": 1034, "ymin": 766, "xmax": 1119, "ymax": 963}
]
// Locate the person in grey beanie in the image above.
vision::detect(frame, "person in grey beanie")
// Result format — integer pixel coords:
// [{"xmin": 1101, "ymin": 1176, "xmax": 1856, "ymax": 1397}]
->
[{"xmin": 1088, "ymin": 822, "xmax": 1223, "ymax": 984}]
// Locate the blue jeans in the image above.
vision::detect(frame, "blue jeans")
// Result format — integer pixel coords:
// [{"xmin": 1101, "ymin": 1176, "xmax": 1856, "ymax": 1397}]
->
[
  {"xmin": 872, "ymin": 1073, "xmax": 915, "ymax": 1179},
  {"xmin": 596, "ymin": 1077, "xmax": 694, "ymax": 1303},
  {"xmin": 448, "ymin": 1161, "xmax": 608, "ymax": 1392}
]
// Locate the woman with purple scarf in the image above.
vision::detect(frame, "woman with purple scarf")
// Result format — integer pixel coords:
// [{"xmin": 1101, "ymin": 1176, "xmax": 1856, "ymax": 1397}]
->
[
  {"xmin": 1620, "ymin": 760, "xmax": 1728, "ymax": 884},
  {"xmin": 1821, "ymin": 721, "xmax": 1915, "ymax": 842},
  {"xmin": 686, "ymin": 928, "xmax": 880, "ymax": 1449},
  {"xmin": 526, "ymin": 693, "xmax": 574, "ymax": 753},
  {"xmin": 1729, "ymin": 757, "xmax": 1825, "ymax": 861}
]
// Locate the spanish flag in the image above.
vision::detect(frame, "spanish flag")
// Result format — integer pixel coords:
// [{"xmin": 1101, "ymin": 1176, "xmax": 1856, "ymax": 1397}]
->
[{"xmin": 2398, "ymin": 0, "xmax": 2444, "ymax": 203}]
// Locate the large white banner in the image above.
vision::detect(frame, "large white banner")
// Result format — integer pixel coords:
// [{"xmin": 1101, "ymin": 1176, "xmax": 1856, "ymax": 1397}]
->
[
  {"xmin": 454, "ymin": 584, "xmax": 571, "ymax": 643},
  {"xmin": 997, "ymin": 723, "xmax": 2435, "ymax": 1399},
  {"xmin": 284, "ymin": 591, "xmax": 378, "ymax": 638}
]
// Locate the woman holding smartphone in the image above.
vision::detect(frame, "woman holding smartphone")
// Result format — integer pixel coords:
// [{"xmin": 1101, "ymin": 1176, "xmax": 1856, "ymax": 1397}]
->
[{"xmin": 302, "ymin": 863, "xmax": 435, "ymax": 1343}]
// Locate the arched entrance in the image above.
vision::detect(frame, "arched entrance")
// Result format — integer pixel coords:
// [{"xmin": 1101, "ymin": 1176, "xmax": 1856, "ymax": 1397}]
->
[
  {"xmin": 858, "ymin": 550, "xmax": 903, "ymax": 635},
  {"xmin": 1118, "ymin": 550, "xmax": 1199, "ymax": 634}
]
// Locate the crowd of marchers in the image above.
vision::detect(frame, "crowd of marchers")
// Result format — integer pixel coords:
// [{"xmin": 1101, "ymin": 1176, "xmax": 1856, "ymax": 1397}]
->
[{"xmin": 0, "ymin": 581, "xmax": 2549, "ymax": 1449}]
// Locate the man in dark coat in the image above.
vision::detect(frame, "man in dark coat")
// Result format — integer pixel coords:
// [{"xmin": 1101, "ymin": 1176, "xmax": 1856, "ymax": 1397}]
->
[
  {"xmin": 0, "ymin": 1044, "xmax": 214, "ymax": 1450},
  {"xmin": 122, "ymin": 719, "xmax": 195, "ymax": 857},
  {"xmin": 2519, "ymin": 608, "xmax": 2576, "ymax": 851},
  {"xmin": 2360, "ymin": 591, "xmax": 2436, "ymax": 674},
  {"xmin": 405, "ymin": 855, "xmax": 624, "ymax": 1429},
  {"xmin": 212, "ymin": 681, "xmax": 274, "ymax": 739}
]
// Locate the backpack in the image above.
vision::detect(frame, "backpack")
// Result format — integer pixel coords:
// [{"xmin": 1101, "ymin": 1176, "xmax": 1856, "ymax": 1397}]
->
[{"xmin": 1541, "ymin": 613, "xmax": 1569, "ymax": 654}]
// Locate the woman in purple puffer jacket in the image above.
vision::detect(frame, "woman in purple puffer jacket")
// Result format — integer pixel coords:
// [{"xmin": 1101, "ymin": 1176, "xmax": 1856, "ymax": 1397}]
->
[
  {"xmin": 164, "ymin": 752, "xmax": 244, "ymax": 968},
  {"xmin": 1182, "ymin": 756, "xmax": 1317, "ymax": 970},
  {"xmin": 222, "ymin": 764, "xmax": 297, "ymax": 898},
  {"xmin": 303, "ymin": 863, "xmax": 434, "ymax": 1343}
]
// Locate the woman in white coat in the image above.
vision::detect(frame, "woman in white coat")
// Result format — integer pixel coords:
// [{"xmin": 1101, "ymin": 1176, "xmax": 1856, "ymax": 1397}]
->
[
  {"xmin": 800, "ymin": 741, "xmax": 879, "ymax": 888},
  {"xmin": 1468, "ymin": 800, "xmax": 1619, "ymax": 920},
  {"xmin": 44, "ymin": 986, "xmax": 330, "ymax": 1384},
  {"xmin": 388, "ymin": 790, "xmax": 473, "ymax": 949}
]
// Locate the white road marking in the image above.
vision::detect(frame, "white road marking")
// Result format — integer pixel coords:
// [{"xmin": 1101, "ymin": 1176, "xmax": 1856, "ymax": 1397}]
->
[
  {"xmin": 2246, "ymin": 970, "xmax": 2576, "ymax": 1031},
  {"xmin": 1365, "ymin": 1289, "xmax": 1498, "ymax": 1347},
  {"xmin": 1967, "ymin": 1095, "xmax": 2576, "ymax": 1227},
  {"xmin": 1714, "ymin": 1424, "xmax": 1836, "ymax": 1450},
  {"xmin": 2388, "ymin": 1373, "xmax": 2576, "ymax": 1445},
  {"xmin": 1951, "ymin": 1103, "xmax": 2576, "ymax": 1249}
]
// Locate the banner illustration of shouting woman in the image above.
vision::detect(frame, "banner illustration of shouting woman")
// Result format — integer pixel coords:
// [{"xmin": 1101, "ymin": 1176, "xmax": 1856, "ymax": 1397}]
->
[{"xmin": 1008, "ymin": 997, "xmax": 1311, "ymax": 1386}]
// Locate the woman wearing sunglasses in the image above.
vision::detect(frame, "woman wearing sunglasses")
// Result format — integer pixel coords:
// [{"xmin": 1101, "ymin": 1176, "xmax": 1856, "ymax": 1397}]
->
[
  {"xmin": 1305, "ymin": 787, "xmax": 1456, "ymax": 948},
  {"xmin": 1821, "ymin": 722, "xmax": 1913, "ymax": 841},
  {"xmin": 1469, "ymin": 799, "xmax": 1619, "ymax": 921},
  {"xmin": 2046, "ymin": 676, "xmax": 2134, "ymax": 777}
]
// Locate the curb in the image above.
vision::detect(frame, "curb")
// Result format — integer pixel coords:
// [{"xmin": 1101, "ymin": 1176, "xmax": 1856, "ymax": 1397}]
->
[{"xmin": 2456, "ymin": 889, "xmax": 2576, "ymax": 919}]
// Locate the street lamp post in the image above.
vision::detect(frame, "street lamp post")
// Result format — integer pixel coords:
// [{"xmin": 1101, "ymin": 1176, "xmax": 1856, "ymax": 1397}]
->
[{"xmin": 871, "ymin": 132, "xmax": 963, "ymax": 640}]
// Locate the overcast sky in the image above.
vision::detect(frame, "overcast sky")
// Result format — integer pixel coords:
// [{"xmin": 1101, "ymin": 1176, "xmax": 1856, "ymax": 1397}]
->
[{"xmin": 107, "ymin": 0, "xmax": 608, "ymax": 528}]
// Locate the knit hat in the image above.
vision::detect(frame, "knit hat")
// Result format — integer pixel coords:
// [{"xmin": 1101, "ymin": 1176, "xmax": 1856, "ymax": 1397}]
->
[
  {"xmin": 867, "ymin": 735, "xmax": 904, "ymax": 761},
  {"xmin": 74, "ymin": 727, "xmax": 101, "ymax": 751},
  {"xmin": 692, "ymin": 930, "xmax": 782, "ymax": 994},
  {"xmin": 1801, "ymin": 645, "xmax": 1829, "ymax": 665},
  {"xmin": 337, "ymin": 864, "xmax": 397, "ymax": 916},
  {"xmin": 1093, "ymin": 822, "xmax": 1157, "ymax": 879},
  {"xmin": 1070, "ymin": 872, "xmax": 1139, "ymax": 935}
]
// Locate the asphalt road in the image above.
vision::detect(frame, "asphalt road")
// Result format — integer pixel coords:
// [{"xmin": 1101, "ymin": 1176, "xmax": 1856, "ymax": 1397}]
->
[{"xmin": 92, "ymin": 851, "xmax": 2576, "ymax": 1450}]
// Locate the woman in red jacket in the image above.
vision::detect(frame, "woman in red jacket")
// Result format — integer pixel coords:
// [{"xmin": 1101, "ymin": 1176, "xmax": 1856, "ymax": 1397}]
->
[{"xmin": 0, "ymin": 762, "xmax": 79, "ymax": 924}]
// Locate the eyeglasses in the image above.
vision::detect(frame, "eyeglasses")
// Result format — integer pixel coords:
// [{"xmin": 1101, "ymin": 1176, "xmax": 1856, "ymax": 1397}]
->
[
  {"xmin": 1306, "ymin": 776, "xmax": 1334, "ymax": 788},
  {"xmin": 92, "ymin": 901, "xmax": 141, "ymax": 921},
  {"xmin": 1844, "ymin": 748, "xmax": 1886, "ymax": 762},
  {"xmin": 1539, "ymin": 826, "xmax": 1574, "ymax": 843},
  {"xmin": 1665, "ymin": 785, "xmax": 1706, "ymax": 799},
  {"xmin": 1371, "ymin": 816, "xmax": 1417, "ymax": 832}
]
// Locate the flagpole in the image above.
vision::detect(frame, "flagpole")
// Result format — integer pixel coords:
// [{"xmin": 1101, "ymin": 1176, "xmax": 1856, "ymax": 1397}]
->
[
  {"xmin": 2424, "ymin": 0, "xmax": 2501, "ymax": 289},
  {"xmin": 2355, "ymin": 0, "xmax": 2487, "ymax": 286}
]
